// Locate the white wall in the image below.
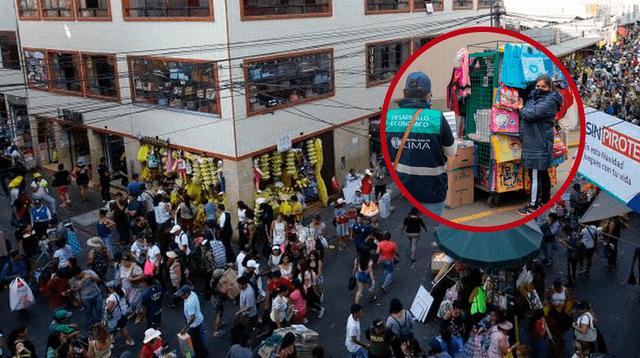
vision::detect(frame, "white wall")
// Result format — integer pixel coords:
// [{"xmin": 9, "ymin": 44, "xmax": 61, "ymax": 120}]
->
[{"xmin": 15, "ymin": 0, "xmax": 491, "ymax": 158}]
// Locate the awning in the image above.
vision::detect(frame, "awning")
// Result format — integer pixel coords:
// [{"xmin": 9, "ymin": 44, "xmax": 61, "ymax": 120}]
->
[
  {"xmin": 579, "ymin": 191, "xmax": 633, "ymax": 223},
  {"xmin": 546, "ymin": 36, "xmax": 603, "ymax": 57}
]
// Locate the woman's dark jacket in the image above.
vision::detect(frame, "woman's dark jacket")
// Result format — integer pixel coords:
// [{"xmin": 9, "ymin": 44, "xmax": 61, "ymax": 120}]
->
[{"xmin": 519, "ymin": 89, "xmax": 563, "ymax": 170}]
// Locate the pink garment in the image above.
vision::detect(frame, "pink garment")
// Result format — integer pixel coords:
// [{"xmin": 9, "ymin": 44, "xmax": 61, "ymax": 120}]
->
[{"xmin": 290, "ymin": 289, "xmax": 307, "ymax": 322}]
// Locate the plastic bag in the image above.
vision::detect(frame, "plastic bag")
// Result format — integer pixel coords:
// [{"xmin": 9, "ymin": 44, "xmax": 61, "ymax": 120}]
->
[
  {"xmin": 553, "ymin": 128, "xmax": 569, "ymax": 158},
  {"xmin": 500, "ymin": 43, "xmax": 527, "ymax": 89},
  {"xmin": 10, "ymin": 278, "xmax": 35, "ymax": 311},
  {"xmin": 521, "ymin": 45, "xmax": 546, "ymax": 82}
]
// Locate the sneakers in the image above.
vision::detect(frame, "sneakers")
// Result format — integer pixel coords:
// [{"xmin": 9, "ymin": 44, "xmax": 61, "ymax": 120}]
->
[
  {"xmin": 517, "ymin": 204, "xmax": 537, "ymax": 216},
  {"xmin": 317, "ymin": 307, "xmax": 325, "ymax": 319}
]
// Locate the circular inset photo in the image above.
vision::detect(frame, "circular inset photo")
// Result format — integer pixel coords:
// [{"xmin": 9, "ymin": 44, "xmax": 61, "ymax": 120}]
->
[{"xmin": 381, "ymin": 27, "xmax": 585, "ymax": 232}]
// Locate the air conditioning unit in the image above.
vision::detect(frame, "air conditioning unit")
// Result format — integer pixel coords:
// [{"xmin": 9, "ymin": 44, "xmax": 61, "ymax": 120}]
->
[{"xmin": 426, "ymin": 3, "xmax": 433, "ymax": 13}]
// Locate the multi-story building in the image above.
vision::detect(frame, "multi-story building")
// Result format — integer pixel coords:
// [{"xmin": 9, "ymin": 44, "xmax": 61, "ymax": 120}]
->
[{"xmin": 13, "ymin": 0, "xmax": 491, "ymax": 216}]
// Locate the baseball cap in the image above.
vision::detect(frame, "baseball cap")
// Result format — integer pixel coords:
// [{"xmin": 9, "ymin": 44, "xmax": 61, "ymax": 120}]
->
[
  {"xmin": 54, "ymin": 309, "xmax": 72, "ymax": 320},
  {"xmin": 404, "ymin": 72, "xmax": 431, "ymax": 98},
  {"xmin": 170, "ymin": 225, "xmax": 181, "ymax": 234},
  {"xmin": 247, "ymin": 259, "xmax": 260, "ymax": 269},
  {"xmin": 175, "ymin": 285, "xmax": 191, "ymax": 296},
  {"xmin": 373, "ymin": 319, "xmax": 384, "ymax": 328}
]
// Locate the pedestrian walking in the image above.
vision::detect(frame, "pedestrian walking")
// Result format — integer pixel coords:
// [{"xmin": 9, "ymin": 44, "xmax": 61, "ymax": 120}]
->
[
  {"xmin": 361, "ymin": 169, "xmax": 373, "ymax": 204},
  {"xmin": 386, "ymin": 298, "xmax": 415, "ymax": 358},
  {"xmin": 365, "ymin": 319, "xmax": 393, "ymax": 358},
  {"xmin": 376, "ymin": 232, "xmax": 398, "ymax": 294},
  {"xmin": 401, "ymin": 208, "xmax": 428, "ymax": 262},
  {"xmin": 372, "ymin": 161, "xmax": 387, "ymax": 203},
  {"xmin": 176, "ymin": 285, "xmax": 208, "ymax": 358},
  {"xmin": 104, "ymin": 282, "xmax": 135, "ymax": 347},
  {"xmin": 333, "ymin": 198, "xmax": 348, "ymax": 252},
  {"xmin": 30, "ymin": 173, "xmax": 56, "ymax": 215},
  {"xmin": 528, "ymin": 309, "xmax": 549, "ymax": 358},
  {"xmin": 86, "ymin": 323, "xmax": 112, "ymax": 358},
  {"xmin": 140, "ymin": 277, "xmax": 164, "ymax": 329},
  {"xmin": 71, "ymin": 161, "xmax": 91, "ymax": 203},
  {"xmin": 140, "ymin": 328, "xmax": 164, "ymax": 358},
  {"xmin": 86, "ymin": 237, "xmax": 110, "ymax": 280},
  {"xmin": 97, "ymin": 157, "xmax": 112, "ymax": 203},
  {"xmin": 76, "ymin": 269, "xmax": 103, "ymax": 330},
  {"xmin": 578, "ymin": 223, "xmax": 598, "ymax": 276},
  {"xmin": 345, "ymin": 304, "xmax": 369, "ymax": 358},
  {"xmin": 604, "ymin": 215, "xmax": 623, "ymax": 266},
  {"xmin": 487, "ymin": 321, "xmax": 514, "ymax": 358},
  {"xmin": 217, "ymin": 204, "xmax": 235, "ymax": 263},
  {"xmin": 560, "ymin": 225, "xmax": 581, "ymax": 287},
  {"xmin": 353, "ymin": 251, "xmax": 376, "ymax": 305},
  {"xmin": 52, "ymin": 164, "xmax": 71, "ymax": 208},
  {"xmin": 540, "ymin": 213, "xmax": 561, "ymax": 266}
]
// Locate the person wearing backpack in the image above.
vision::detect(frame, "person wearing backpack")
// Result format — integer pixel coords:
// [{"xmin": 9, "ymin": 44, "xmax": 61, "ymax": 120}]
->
[
  {"xmin": 104, "ymin": 282, "xmax": 135, "ymax": 346},
  {"xmin": 176, "ymin": 194, "xmax": 197, "ymax": 235},
  {"xmin": 385, "ymin": 298, "xmax": 415, "ymax": 358},
  {"xmin": 572, "ymin": 301, "xmax": 606, "ymax": 354}
]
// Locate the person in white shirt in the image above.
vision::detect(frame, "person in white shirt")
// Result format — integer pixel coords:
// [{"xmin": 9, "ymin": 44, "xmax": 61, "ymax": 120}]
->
[
  {"xmin": 345, "ymin": 304, "xmax": 369, "ymax": 358},
  {"xmin": 579, "ymin": 224, "xmax": 598, "ymax": 275},
  {"xmin": 31, "ymin": 173, "xmax": 57, "ymax": 215},
  {"xmin": 170, "ymin": 225, "xmax": 191, "ymax": 257}
]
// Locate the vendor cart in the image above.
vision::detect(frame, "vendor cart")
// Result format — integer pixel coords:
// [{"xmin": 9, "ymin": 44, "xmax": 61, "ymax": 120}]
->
[{"xmin": 462, "ymin": 42, "xmax": 561, "ymax": 207}]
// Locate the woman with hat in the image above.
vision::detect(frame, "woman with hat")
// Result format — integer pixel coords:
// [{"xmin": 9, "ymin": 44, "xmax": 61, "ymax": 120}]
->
[
  {"xmin": 268, "ymin": 245, "xmax": 283, "ymax": 272},
  {"xmin": 488, "ymin": 321, "xmax": 514, "ymax": 358},
  {"xmin": 87, "ymin": 237, "xmax": 110, "ymax": 281},
  {"xmin": 333, "ymin": 198, "xmax": 348, "ymax": 252},
  {"xmin": 140, "ymin": 328, "xmax": 163, "ymax": 358}
]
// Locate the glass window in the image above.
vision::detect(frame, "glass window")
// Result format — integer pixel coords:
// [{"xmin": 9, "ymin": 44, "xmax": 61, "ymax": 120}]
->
[
  {"xmin": 413, "ymin": 0, "xmax": 443, "ymax": 11},
  {"xmin": 0, "ymin": 32, "xmax": 20, "ymax": 70},
  {"xmin": 242, "ymin": 0, "xmax": 330, "ymax": 18},
  {"xmin": 41, "ymin": 0, "xmax": 74, "ymax": 18},
  {"xmin": 477, "ymin": 0, "xmax": 492, "ymax": 8},
  {"xmin": 24, "ymin": 50, "xmax": 48, "ymax": 89},
  {"xmin": 17, "ymin": 0, "xmax": 40, "ymax": 18},
  {"xmin": 83, "ymin": 54, "xmax": 118, "ymax": 99},
  {"xmin": 245, "ymin": 50, "xmax": 334, "ymax": 115},
  {"xmin": 413, "ymin": 36, "xmax": 435, "ymax": 52},
  {"xmin": 366, "ymin": 0, "xmax": 409, "ymax": 12},
  {"xmin": 367, "ymin": 40, "xmax": 410, "ymax": 86},
  {"xmin": 452, "ymin": 0, "xmax": 472, "ymax": 9},
  {"xmin": 76, "ymin": 0, "xmax": 110, "ymax": 18},
  {"xmin": 124, "ymin": 0, "xmax": 211, "ymax": 18},
  {"xmin": 50, "ymin": 52, "xmax": 82, "ymax": 93},
  {"xmin": 129, "ymin": 57, "xmax": 219, "ymax": 114}
]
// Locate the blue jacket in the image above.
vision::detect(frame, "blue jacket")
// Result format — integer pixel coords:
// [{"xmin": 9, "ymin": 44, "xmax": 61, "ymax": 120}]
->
[{"xmin": 519, "ymin": 89, "xmax": 562, "ymax": 170}]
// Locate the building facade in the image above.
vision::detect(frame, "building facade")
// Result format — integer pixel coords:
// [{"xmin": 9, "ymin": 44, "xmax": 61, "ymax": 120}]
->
[{"xmin": 13, "ymin": 0, "xmax": 492, "ymax": 216}]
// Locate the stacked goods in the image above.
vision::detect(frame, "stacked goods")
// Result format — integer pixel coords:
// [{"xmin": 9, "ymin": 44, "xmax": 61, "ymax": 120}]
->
[
  {"xmin": 259, "ymin": 154, "xmax": 271, "ymax": 181},
  {"xmin": 271, "ymin": 152, "xmax": 283, "ymax": 177},
  {"xmin": 274, "ymin": 325, "xmax": 319, "ymax": 358},
  {"xmin": 285, "ymin": 150, "xmax": 297, "ymax": 177}
]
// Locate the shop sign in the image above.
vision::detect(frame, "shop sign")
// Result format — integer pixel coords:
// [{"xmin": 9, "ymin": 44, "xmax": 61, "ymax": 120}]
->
[
  {"xmin": 579, "ymin": 107, "xmax": 640, "ymax": 213},
  {"xmin": 58, "ymin": 108, "xmax": 83, "ymax": 123},
  {"xmin": 277, "ymin": 135, "xmax": 292, "ymax": 153}
]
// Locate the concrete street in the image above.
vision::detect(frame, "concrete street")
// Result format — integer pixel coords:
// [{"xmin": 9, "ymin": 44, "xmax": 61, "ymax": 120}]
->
[{"xmin": 0, "ymin": 173, "xmax": 638, "ymax": 358}]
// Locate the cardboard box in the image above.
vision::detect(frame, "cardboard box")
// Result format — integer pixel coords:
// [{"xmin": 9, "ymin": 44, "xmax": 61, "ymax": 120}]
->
[
  {"xmin": 445, "ymin": 167, "xmax": 474, "ymax": 209},
  {"xmin": 447, "ymin": 145, "xmax": 475, "ymax": 170}
]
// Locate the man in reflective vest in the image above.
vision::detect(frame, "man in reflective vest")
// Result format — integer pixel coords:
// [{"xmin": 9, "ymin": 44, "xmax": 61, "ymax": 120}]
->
[{"xmin": 385, "ymin": 72, "xmax": 456, "ymax": 216}]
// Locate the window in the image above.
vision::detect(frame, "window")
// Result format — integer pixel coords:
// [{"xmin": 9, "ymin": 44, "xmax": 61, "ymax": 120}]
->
[
  {"xmin": 452, "ymin": 0, "xmax": 472, "ymax": 9},
  {"xmin": 242, "ymin": 0, "xmax": 331, "ymax": 19},
  {"xmin": 83, "ymin": 54, "xmax": 119, "ymax": 99},
  {"xmin": 413, "ymin": 36, "xmax": 435, "ymax": 53},
  {"xmin": 41, "ymin": 0, "xmax": 74, "ymax": 18},
  {"xmin": 24, "ymin": 49, "xmax": 49, "ymax": 89},
  {"xmin": 367, "ymin": 39, "xmax": 410, "ymax": 86},
  {"xmin": 50, "ymin": 51, "xmax": 82, "ymax": 93},
  {"xmin": 477, "ymin": 0, "xmax": 492, "ymax": 8},
  {"xmin": 244, "ymin": 49, "xmax": 334, "ymax": 115},
  {"xmin": 16, "ymin": 0, "xmax": 40, "ymax": 19},
  {"xmin": 76, "ymin": 0, "xmax": 111, "ymax": 19},
  {"xmin": 123, "ymin": 0, "xmax": 212, "ymax": 19},
  {"xmin": 0, "ymin": 32, "xmax": 20, "ymax": 70},
  {"xmin": 365, "ymin": 0, "xmax": 409, "ymax": 13},
  {"xmin": 129, "ymin": 57, "xmax": 219, "ymax": 114},
  {"xmin": 414, "ymin": 0, "xmax": 443, "ymax": 11}
]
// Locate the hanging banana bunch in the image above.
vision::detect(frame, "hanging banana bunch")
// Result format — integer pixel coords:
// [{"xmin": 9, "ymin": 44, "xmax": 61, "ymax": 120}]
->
[
  {"xmin": 191, "ymin": 158, "xmax": 202, "ymax": 184},
  {"xmin": 314, "ymin": 138, "xmax": 328, "ymax": 206},
  {"xmin": 306, "ymin": 140, "xmax": 317, "ymax": 165},
  {"xmin": 200, "ymin": 158, "xmax": 213, "ymax": 190},
  {"xmin": 259, "ymin": 154, "xmax": 271, "ymax": 180},
  {"xmin": 285, "ymin": 150, "xmax": 297, "ymax": 179},
  {"xmin": 271, "ymin": 152, "xmax": 283, "ymax": 177}
]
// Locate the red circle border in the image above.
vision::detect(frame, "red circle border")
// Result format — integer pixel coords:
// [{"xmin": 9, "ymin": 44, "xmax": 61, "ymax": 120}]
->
[{"xmin": 380, "ymin": 26, "xmax": 586, "ymax": 232}]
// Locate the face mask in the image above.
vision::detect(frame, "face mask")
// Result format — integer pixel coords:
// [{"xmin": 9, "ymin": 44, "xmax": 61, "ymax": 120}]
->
[{"xmin": 534, "ymin": 88, "xmax": 550, "ymax": 96}]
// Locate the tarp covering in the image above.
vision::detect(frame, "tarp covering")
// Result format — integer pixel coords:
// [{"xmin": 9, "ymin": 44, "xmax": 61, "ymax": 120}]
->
[
  {"xmin": 434, "ymin": 221, "xmax": 542, "ymax": 270},
  {"xmin": 579, "ymin": 191, "xmax": 633, "ymax": 223}
]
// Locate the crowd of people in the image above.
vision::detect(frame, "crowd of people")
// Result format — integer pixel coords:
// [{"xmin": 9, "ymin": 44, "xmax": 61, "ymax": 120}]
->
[{"xmin": 567, "ymin": 23, "xmax": 640, "ymax": 125}]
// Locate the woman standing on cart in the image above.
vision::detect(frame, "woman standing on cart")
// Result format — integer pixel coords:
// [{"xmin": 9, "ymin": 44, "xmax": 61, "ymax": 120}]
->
[{"xmin": 517, "ymin": 74, "xmax": 563, "ymax": 216}]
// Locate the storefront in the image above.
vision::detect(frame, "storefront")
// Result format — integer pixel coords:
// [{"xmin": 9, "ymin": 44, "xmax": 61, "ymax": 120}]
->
[{"xmin": 102, "ymin": 133, "xmax": 128, "ymax": 185}]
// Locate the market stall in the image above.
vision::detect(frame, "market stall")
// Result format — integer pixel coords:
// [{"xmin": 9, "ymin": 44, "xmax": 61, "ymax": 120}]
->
[{"xmin": 448, "ymin": 41, "xmax": 571, "ymax": 207}]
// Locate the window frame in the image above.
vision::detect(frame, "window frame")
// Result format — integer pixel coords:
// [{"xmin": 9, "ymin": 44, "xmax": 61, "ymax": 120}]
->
[
  {"xmin": 452, "ymin": 0, "xmax": 473, "ymax": 10},
  {"xmin": 127, "ymin": 55, "xmax": 221, "ymax": 115},
  {"xmin": 48, "ymin": 50, "xmax": 85, "ymax": 95},
  {"xmin": 364, "ymin": 0, "xmax": 410, "ymax": 15},
  {"xmin": 0, "ymin": 31, "xmax": 21, "ymax": 70},
  {"xmin": 23, "ymin": 47, "xmax": 51, "ymax": 90},
  {"xmin": 365, "ymin": 38, "xmax": 411, "ymax": 88},
  {"xmin": 40, "ymin": 0, "xmax": 76, "ymax": 20},
  {"xmin": 16, "ymin": 0, "xmax": 42, "ymax": 20},
  {"xmin": 243, "ymin": 48, "xmax": 335, "ymax": 117},
  {"xmin": 81, "ymin": 52, "xmax": 121, "ymax": 102},
  {"xmin": 412, "ymin": 0, "xmax": 444, "ymax": 12},
  {"xmin": 477, "ymin": 0, "xmax": 492, "ymax": 9},
  {"xmin": 76, "ymin": 0, "xmax": 113, "ymax": 21},
  {"xmin": 240, "ymin": 0, "xmax": 333, "ymax": 21},
  {"xmin": 412, "ymin": 36, "xmax": 436, "ymax": 53},
  {"xmin": 121, "ymin": 0, "xmax": 214, "ymax": 21}
]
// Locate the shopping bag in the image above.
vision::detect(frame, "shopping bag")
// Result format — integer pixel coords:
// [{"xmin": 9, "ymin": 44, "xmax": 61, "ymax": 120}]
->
[
  {"xmin": 521, "ymin": 45, "xmax": 546, "ymax": 82},
  {"xmin": 553, "ymin": 128, "xmax": 569, "ymax": 158},
  {"xmin": 495, "ymin": 86, "xmax": 519, "ymax": 110},
  {"xmin": 177, "ymin": 333, "xmax": 194, "ymax": 358},
  {"xmin": 348, "ymin": 274, "xmax": 356, "ymax": 291},
  {"xmin": 500, "ymin": 43, "xmax": 527, "ymax": 89},
  {"xmin": 144, "ymin": 259, "xmax": 156, "ymax": 276},
  {"xmin": 67, "ymin": 230, "xmax": 81, "ymax": 256},
  {"xmin": 9, "ymin": 278, "xmax": 35, "ymax": 311},
  {"xmin": 490, "ymin": 107, "xmax": 519, "ymax": 133}
]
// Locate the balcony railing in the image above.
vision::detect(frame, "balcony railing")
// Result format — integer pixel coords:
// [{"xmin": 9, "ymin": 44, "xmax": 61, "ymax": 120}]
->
[
  {"xmin": 124, "ymin": 5, "xmax": 210, "ymax": 18},
  {"xmin": 367, "ymin": 0, "xmax": 409, "ymax": 11}
]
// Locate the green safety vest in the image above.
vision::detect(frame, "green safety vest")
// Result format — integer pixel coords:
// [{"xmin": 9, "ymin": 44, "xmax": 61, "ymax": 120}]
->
[{"xmin": 471, "ymin": 286, "xmax": 486, "ymax": 315}]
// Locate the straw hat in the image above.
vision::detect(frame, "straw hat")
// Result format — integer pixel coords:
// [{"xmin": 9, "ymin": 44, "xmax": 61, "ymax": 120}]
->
[
  {"xmin": 143, "ymin": 328, "xmax": 162, "ymax": 344},
  {"xmin": 87, "ymin": 237, "xmax": 105, "ymax": 248}
]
